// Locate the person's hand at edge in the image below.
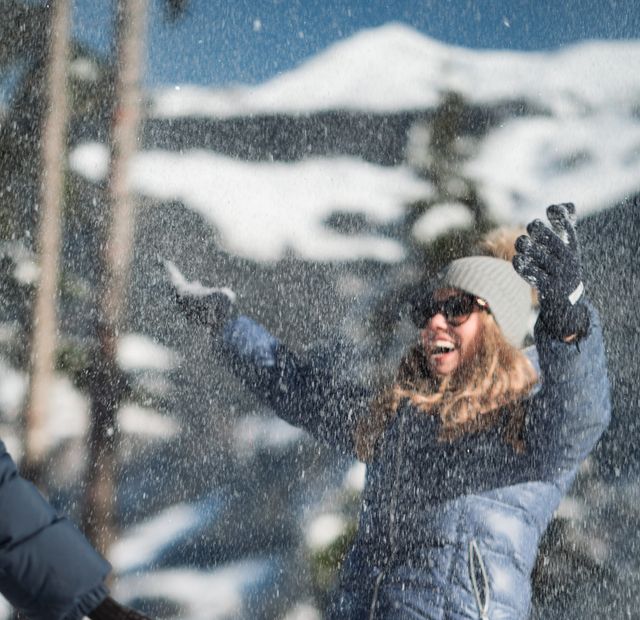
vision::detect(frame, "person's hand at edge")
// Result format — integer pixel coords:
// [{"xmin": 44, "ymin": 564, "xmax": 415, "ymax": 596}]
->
[{"xmin": 88, "ymin": 596, "xmax": 153, "ymax": 620}]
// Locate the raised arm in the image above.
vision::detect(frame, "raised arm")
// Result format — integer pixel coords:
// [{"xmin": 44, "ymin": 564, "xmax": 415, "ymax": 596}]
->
[
  {"xmin": 524, "ymin": 303, "xmax": 610, "ymax": 478},
  {"xmin": 166, "ymin": 261, "xmax": 370, "ymax": 457},
  {"xmin": 513, "ymin": 203, "xmax": 611, "ymax": 479},
  {"xmin": 220, "ymin": 316, "xmax": 370, "ymax": 456}
]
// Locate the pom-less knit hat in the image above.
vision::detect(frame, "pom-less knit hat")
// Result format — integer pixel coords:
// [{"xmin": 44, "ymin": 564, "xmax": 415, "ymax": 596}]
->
[{"xmin": 432, "ymin": 256, "xmax": 532, "ymax": 348}]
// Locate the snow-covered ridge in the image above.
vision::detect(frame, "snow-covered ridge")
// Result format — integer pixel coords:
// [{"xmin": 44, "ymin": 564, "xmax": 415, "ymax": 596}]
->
[
  {"xmin": 151, "ymin": 23, "xmax": 640, "ymax": 118},
  {"xmin": 70, "ymin": 144, "xmax": 432, "ymax": 262},
  {"xmin": 70, "ymin": 24, "xmax": 640, "ymax": 264}
]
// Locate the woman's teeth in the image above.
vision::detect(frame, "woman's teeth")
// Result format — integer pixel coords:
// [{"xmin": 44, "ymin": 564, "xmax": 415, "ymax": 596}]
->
[{"xmin": 432, "ymin": 340, "xmax": 455, "ymax": 354}]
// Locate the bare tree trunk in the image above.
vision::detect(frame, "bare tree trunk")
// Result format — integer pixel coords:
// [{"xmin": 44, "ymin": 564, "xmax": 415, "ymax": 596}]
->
[
  {"xmin": 83, "ymin": 0, "xmax": 149, "ymax": 556},
  {"xmin": 21, "ymin": 0, "xmax": 71, "ymax": 486}
]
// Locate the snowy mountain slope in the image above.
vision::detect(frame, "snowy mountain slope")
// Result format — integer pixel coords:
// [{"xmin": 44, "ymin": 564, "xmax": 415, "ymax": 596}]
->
[
  {"xmin": 151, "ymin": 23, "xmax": 640, "ymax": 118},
  {"xmin": 69, "ymin": 24, "xmax": 640, "ymax": 264},
  {"xmin": 70, "ymin": 146, "xmax": 432, "ymax": 262},
  {"xmin": 465, "ymin": 112, "xmax": 640, "ymax": 223}
]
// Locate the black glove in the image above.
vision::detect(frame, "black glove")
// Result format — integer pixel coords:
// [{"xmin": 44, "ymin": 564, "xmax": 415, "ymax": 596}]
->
[
  {"xmin": 512, "ymin": 202, "xmax": 590, "ymax": 341},
  {"xmin": 88, "ymin": 596, "xmax": 153, "ymax": 620},
  {"xmin": 164, "ymin": 259, "xmax": 236, "ymax": 333}
]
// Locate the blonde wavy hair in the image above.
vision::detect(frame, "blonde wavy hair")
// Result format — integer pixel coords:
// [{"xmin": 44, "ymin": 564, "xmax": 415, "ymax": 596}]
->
[{"xmin": 354, "ymin": 227, "xmax": 538, "ymax": 463}]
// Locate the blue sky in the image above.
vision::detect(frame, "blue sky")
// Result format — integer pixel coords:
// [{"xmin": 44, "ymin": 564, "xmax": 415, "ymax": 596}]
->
[{"xmin": 72, "ymin": 0, "xmax": 640, "ymax": 87}]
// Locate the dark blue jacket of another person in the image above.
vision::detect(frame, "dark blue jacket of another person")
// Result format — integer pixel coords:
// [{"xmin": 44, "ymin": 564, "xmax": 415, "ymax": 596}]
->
[
  {"xmin": 0, "ymin": 442, "xmax": 110, "ymax": 620},
  {"xmin": 220, "ymin": 303, "xmax": 611, "ymax": 619}
]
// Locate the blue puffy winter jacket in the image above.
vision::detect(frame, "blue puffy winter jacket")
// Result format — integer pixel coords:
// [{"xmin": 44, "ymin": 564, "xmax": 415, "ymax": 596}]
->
[
  {"xmin": 0, "ymin": 442, "xmax": 110, "ymax": 620},
  {"xmin": 221, "ymin": 303, "xmax": 610, "ymax": 620}
]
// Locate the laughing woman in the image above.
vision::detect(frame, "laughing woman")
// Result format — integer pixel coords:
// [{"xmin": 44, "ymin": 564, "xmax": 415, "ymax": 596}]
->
[{"xmin": 171, "ymin": 203, "xmax": 610, "ymax": 619}]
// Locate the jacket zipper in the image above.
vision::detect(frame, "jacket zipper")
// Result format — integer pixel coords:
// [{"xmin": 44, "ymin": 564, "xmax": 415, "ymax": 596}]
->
[
  {"xmin": 469, "ymin": 539, "xmax": 490, "ymax": 620},
  {"xmin": 368, "ymin": 411, "xmax": 408, "ymax": 619}
]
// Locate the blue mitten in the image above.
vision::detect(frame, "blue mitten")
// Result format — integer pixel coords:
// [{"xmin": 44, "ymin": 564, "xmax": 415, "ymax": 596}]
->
[
  {"xmin": 512, "ymin": 203, "xmax": 590, "ymax": 341},
  {"xmin": 164, "ymin": 259, "xmax": 236, "ymax": 333}
]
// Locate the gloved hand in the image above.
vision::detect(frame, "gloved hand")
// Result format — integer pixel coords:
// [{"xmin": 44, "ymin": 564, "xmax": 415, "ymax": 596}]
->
[
  {"xmin": 164, "ymin": 259, "xmax": 236, "ymax": 333},
  {"xmin": 88, "ymin": 596, "xmax": 153, "ymax": 620},
  {"xmin": 512, "ymin": 202, "xmax": 590, "ymax": 341}
]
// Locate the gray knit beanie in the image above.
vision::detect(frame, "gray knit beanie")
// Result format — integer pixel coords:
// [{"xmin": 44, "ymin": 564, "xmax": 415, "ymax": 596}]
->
[{"xmin": 435, "ymin": 256, "xmax": 532, "ymax": 348}]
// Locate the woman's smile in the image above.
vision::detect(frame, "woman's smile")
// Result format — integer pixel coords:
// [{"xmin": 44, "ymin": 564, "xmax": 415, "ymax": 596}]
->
[{"xmin": 420, "ymin": 289, "xmax": 484, "ymax": 377}]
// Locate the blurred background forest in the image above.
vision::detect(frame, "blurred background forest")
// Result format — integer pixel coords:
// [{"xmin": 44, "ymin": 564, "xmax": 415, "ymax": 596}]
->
[{"xmin": 0, "ymin": 1, "xmax": 639, "ymax": 618}]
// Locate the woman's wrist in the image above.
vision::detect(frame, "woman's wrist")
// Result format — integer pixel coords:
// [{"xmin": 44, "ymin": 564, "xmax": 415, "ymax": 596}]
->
[{"xmin": 538, "ymin": 300, "xmax": 590, "ymax": 343}]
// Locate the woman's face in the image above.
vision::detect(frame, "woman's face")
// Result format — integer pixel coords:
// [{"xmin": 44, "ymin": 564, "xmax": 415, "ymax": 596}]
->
[{"xmin": 419, "ymin": 288, "xmax": 485, "ymax": 378}]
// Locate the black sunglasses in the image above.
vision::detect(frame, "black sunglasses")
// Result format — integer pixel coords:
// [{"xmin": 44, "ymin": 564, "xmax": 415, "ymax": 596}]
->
[{"xmin": 413, "ymin": 293, "xmax": 489, "ymax": 328}]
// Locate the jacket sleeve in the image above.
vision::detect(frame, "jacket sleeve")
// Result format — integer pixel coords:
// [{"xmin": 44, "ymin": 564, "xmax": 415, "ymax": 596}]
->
[
  {"xmin": 0, "ymin": 441, "xmax": 110, "ymax": 620},
  {"xmin": 220, "ymin": 316, "xmax": 371, "ymax": 457},
  {"xmin": 522, "ymin": 302, "xmax": 611, "ymax": 480}
]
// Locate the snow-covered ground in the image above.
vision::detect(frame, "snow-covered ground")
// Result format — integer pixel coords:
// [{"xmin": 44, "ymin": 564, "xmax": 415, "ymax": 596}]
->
[{"xmin": 111, "ymin": 561, "xmax": 278, "ymax": 620}]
